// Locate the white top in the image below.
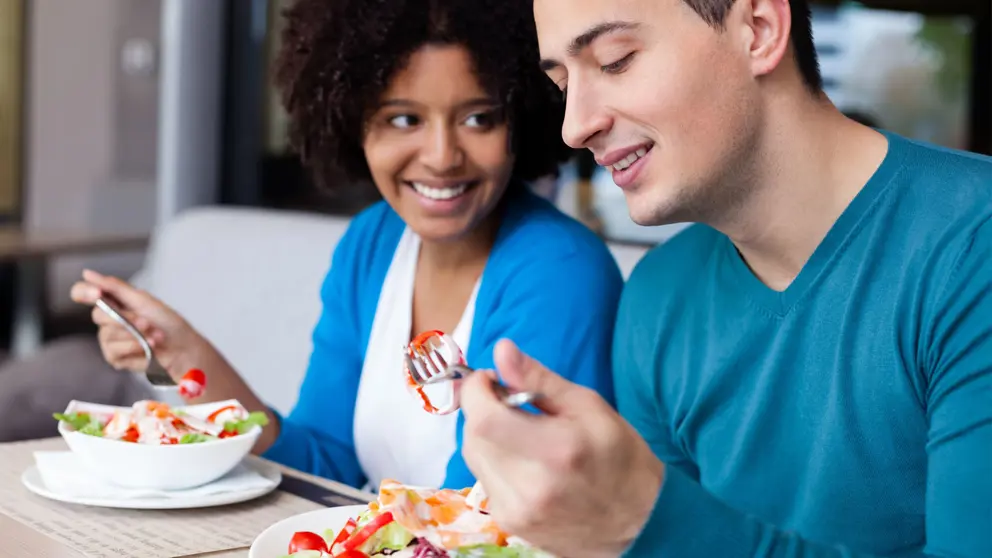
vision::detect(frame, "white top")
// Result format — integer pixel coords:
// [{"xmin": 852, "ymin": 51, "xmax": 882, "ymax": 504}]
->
[{"xmin": 353, "ymin": 228, "xmax": 480, "ymax": 491}]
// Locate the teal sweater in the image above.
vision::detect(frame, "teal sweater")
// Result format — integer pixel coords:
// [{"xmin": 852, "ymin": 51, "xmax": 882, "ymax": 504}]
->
[{"xmin": 616, "ymin": 131, "xmax": 991, "ymax": 557}]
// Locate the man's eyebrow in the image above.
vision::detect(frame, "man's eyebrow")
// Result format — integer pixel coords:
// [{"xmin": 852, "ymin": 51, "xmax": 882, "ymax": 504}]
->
[{"xmin": 539, "ymin": 21, "xmax": 640, "ymax": 72}]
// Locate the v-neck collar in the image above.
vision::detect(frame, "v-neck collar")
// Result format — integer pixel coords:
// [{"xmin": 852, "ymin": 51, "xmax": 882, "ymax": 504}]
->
[{"xmin": 718, "ymin": 130, "xmax": 908, "ymax": 317}]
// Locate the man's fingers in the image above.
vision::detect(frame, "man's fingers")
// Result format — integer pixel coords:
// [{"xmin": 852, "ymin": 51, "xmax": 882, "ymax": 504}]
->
[
  {"xmin": 460, "ymin": 371, "xmax": 575, "ymax": 457},
  {"xmin": 493, "ymin": 339, "xmax": 583, "ymax": 414}
]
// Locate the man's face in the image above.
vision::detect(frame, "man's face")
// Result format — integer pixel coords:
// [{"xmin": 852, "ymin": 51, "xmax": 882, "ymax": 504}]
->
[{"xmin": 534, "ymin": 0, "xmax": 763, "ymax": 225}]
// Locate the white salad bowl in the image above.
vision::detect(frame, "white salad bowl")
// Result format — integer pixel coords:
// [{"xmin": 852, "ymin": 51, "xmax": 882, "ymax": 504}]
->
[{"xmin": 57, "ymin": 399, "xmax": 262, "ymax": 491}]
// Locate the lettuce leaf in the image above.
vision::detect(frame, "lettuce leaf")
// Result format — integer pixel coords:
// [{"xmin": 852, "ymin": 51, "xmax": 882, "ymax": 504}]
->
[
  {"xmin": 54, "ymin": 412, "xmax": 105, "ymax": 437},
  {"xmin": 223, "ymin": 411, "xmax": 269, "ymax": 434}
]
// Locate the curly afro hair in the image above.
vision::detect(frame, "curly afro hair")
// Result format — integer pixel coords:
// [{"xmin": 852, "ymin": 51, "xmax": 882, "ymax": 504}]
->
[{"xmin": 273, "ymin": 0, "xmax": 572, "ymax": 189}]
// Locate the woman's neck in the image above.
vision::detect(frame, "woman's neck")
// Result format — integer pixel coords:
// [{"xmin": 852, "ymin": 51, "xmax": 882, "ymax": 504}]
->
[{"xmin": 418, "ymin": 211, "xmax": 501, "ymax": 273}]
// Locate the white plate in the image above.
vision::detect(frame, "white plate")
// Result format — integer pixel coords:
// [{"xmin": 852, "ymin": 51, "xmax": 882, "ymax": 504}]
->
[
  {"xmin": 21, "ymin": 458, "xmax": 282, "ymax": 510},
  {"xmin": 250, "ymin": 505, "xmax": 367, "ymax": 558}
]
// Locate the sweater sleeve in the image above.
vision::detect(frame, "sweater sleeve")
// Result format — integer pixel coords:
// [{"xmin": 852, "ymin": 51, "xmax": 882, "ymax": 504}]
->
[
  {"xmin": 624, "ymin": 223, "xmax": 992, "ymax": 558},
  {"xmin": 260, "ymin": 219, "xmax": 368, "ymax": 489},
  {"xmin": 441, "ymin": 247, "xmax": 624, "ymax": 489}
]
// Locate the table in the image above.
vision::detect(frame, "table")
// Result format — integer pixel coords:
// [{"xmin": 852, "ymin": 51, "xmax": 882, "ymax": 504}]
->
[
  {"xmin": 0, "ymin": 227, "xmax": 149, "ymax": 357},
  {"xmin": 0, "ymin": 437, "xmax": 376, "ymax": 558}
]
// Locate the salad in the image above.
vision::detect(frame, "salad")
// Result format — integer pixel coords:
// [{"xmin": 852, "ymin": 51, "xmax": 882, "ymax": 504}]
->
[
  {"xmin": 54, "ymin": 398, "xmax": 268, "ymax": 445},
  {"xmin": 404, "ymin": 330, "xmax": 464, "ymax": 416},
  {"xmin": 280, "ymin": 480, "xmax": 554, "ymax": 557}
]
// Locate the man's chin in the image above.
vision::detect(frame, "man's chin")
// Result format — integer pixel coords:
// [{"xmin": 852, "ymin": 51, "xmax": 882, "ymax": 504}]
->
[{"xmin": 624, "ymin": 188, "xmax": 691, "ymax": 227}]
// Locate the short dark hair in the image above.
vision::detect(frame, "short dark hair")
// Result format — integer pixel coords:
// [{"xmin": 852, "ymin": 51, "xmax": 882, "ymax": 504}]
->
[
  {"xmin": 273, "ymin": 0, "xmax": 571, "ymax": 189},
  {"xmin": 682, "ymin": 0, "xmax": 822, "ymax": 92}
]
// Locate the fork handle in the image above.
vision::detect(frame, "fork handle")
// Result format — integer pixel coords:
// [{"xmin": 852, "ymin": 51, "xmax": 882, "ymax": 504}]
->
[
  {"xmin": 447, "ymin": 364, "xmax": 543, "ymax": 408},
  {"xmin": 94, "ymin": 297, "xmax": 154, "ymax": 363}
]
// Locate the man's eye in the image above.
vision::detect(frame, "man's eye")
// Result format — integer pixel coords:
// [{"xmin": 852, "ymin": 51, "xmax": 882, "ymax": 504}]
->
[
  {"xmin": 601, "ymin": 52, "xmax": 635, "ymax": 74},
  {"xmin": 388, "ymin": 115, "xmax": 419, "ymax": 128}
]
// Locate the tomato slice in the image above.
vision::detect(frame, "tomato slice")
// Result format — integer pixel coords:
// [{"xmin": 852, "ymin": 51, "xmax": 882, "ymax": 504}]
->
[
  {"xmin": 342, "ymin": 512, "xmax": 394, "ymax": 550},
  {"xmin": 287, "ymin": 531, "xmax": 327, "ymax": 554},
  {"xmin": 335, "ymin": 550, "xmax": 369, "ymax": 558}
]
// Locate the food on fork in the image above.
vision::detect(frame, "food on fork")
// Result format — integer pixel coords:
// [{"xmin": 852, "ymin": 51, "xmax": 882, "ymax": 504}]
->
[
  {"xmin": 54, "ymin": 398, "xmax": 267, "ymax": 445},
  {"xmin": 280, "ymin": 479, "xmax": 554, "ymax": 557},
  {"xmin": 404, "ymin": 330, "xmax": 465, "ymax": 415},
  {"xmin": 178, "ymin": 368, "xmax": 207, "ymax": 399}
]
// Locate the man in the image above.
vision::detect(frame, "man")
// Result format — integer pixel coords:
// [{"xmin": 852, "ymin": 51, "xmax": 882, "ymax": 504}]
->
[{"xmin": 458, "ymin": 0, "xmax": 991, "ymax": 557}]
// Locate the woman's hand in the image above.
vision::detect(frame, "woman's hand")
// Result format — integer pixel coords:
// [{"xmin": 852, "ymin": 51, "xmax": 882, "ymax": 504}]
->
[
  {"xmin": 69, "ymin": 269, "xmax": 207, "ymax": 380},
  {"xmin": 71, "ymin": 269, "xmax": 282, "ymax": 452}
]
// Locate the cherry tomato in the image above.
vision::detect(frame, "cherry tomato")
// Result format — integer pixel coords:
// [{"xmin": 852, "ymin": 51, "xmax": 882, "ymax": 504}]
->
[
  {"xmin": 178, "ymin": 369, "xmax": 206, "ymax": 399},
  {"xmin": 335, "ymin": 551, "xmax": 369, "ymax": 558},
  {"xmin": 287, "ymin": 531, "xmax": 327, "ymax": 554}
]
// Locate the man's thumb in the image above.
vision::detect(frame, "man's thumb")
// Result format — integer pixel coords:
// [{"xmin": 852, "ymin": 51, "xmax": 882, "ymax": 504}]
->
[{"xmin": 493, "ymin": 339, "xmax": 578, "ymax": 412}]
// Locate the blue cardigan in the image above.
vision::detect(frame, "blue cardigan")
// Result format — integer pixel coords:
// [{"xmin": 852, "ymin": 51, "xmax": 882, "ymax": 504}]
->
[{"xmin": 262, "ymin": 190, "xmax": 623, "ymax": 489}]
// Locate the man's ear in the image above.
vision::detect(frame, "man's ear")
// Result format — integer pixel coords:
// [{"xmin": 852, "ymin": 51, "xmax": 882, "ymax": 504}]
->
[{"xmin": 741, "ymin": 0, "xmax": 792, "ymax": 79}]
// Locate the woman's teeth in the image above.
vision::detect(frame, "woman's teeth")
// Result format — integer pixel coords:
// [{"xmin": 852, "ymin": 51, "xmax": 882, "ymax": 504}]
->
[
  {"xmin": 612, "ymin": 147, "xmax": 648, "ymax": 171},
  {"xmin": 411, "ymin": 182, "xmax": 470, "ymax": 200}
]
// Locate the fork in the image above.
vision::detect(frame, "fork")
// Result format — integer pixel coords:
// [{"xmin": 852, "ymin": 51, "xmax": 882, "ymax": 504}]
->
[
  {"xmin": 94, "ymin": 297, "xmax": 177, "ymax": 388},
  {"xmin": 404, "ymin": 335, "xmax": 542, "ymax": 409}
]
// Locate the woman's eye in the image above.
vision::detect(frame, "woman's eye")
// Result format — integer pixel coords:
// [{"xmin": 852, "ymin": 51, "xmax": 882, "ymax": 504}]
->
[
  {"xmin": 601, "ymin": 52, "xmax": 635, "ymax": 74},
  {"xmin": 388, "ymin": 114, "xmax": 419, "ymax": 128},
  {"xmin": 464, "ymin": 111, "xmax": 496, "ymax": 128}
]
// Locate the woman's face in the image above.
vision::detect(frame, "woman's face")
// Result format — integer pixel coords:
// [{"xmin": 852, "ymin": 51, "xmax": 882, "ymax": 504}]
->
[{"xmin": 362, "ymin": 44, "xmax": 515, "ymax": 243}]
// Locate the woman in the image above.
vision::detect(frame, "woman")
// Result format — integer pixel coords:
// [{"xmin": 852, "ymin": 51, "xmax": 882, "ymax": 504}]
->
[{"xmin": 70, "ymin": 0, "xmax": 623, "ymax": 492}]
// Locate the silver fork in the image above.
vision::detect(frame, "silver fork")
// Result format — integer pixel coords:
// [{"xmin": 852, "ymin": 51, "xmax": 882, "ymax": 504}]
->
[
  {"xmin": 404, "ymin": 335, "xmax": 542, "ymax": 409},
  {"xmin": 94, "ymin": 297, "xmax": 177, "ymax": 388}
]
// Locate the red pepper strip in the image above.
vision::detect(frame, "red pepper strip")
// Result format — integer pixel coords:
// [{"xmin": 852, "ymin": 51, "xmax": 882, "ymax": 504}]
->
[
  {"xmin": 207, "ymin": 405, "xmax": 238, "ymax": 423},
  {"xmin": 411, "ymin": 330, "xmax": 445, "ymax": 349},
  {"xmin": 331, "ymin": 518, "xmax": 357, "ymax": 547},
  {"xmin": 122, "ymin": 426, "xmax": 139, "ymax": 443},
  {"xmin": 342, "ymin": 512, "xmax": 394, "ymax": 551}
]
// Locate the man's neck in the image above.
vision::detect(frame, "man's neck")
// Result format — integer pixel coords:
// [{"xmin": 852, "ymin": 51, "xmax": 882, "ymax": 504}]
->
[{"xmin": 712, "ymin": 90, "xmax": 890, "ymax": 291}]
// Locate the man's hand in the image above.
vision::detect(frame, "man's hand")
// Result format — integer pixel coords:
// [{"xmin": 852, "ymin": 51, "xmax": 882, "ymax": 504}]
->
[{"xmin": 460, "ymin": 339, "xmax": 664, "ymax": 558}]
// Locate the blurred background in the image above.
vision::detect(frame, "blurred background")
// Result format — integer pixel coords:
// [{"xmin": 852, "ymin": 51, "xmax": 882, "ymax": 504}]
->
[{"xmin": 0, "ymin": 0, "xmax": 988, "ymax": 362}]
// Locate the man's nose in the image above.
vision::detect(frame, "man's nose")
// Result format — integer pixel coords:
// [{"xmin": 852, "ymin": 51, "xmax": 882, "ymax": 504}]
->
[{"xmin": 561, "ymin": 81, "xmax": 611, "ymax": 150}]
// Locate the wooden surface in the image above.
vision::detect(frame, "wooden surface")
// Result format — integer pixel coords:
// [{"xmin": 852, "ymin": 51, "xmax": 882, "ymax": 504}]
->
[
  {"xmin": 0, "ymin": 437, "xmax": 375, "ymax": 558},
  {"xmin": 0, "ymin": 226, "xmax": 148, "ymax": 261}
]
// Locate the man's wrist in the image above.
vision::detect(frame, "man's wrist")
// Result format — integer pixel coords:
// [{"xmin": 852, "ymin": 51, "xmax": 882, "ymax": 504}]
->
[{"xmin": 618, "ymin": 456, "xmax": 666, "ymax": 555}]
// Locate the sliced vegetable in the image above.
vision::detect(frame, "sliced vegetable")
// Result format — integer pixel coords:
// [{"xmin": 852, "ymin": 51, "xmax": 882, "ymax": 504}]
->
[
  {"xmin": 287, "ymin": 531, "xmax": 327, "ymax": 554},
  {"xmin": 179, "ymin": 368, "xmax": 207, "ymax": 399},
  {"xmin": 178, "ymin": 433, "xmax": 214, "ymax": 444},
  {"xmin": 330, "ymin": 517, "xmax": 357, "ymax": 547},
  {"xmin": 122, "ymin": 426, "xmax": 140, "ymax": 443},
  {"xmin": 342, "ymin": 511, "xmax": 394, "ymax": 550},
  {"xmin": 223, "ymin": 411, "xmax": 269, "ymax": 434},
  {"xmin": 53, "ymin": 412, "xmax": 105, "ymax": 436},
  {"xmin": 207, "ymin": 405, "xmax": 238, "ymax": 423}
]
